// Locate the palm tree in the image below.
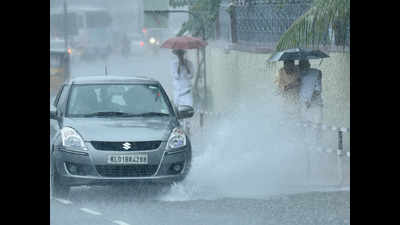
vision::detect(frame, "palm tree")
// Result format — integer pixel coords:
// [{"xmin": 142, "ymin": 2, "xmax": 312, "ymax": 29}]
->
[{"xmin": 275, "ymin": 0, "xmax": 350, "ymax": 51}]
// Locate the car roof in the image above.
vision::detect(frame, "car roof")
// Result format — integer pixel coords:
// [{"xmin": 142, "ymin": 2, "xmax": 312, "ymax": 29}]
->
[{"xmin": 67, "ymin": 76, "xmax": 160, "ymax": 85}]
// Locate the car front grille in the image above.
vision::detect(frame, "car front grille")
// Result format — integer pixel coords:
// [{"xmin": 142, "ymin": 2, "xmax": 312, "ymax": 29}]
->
[
  {"xmin": 91, "ymin": 141, "xmax": 162, "ymax": 151},
  {"xmin": 95, "ymin": 165, "xmax": 158, "ymax": 177}
]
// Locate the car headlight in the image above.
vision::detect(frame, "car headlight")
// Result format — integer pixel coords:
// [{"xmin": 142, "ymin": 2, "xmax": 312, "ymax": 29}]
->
[
  {"xmin": 166, "ymin": 128, "xmax": 186, "ymax": 150},
  {"xmin": 60, "ymin": 127, "xmax": 87, "ymax": 150},
  {"xmin": 149, "ymin": 37, "xmax": 156, "ymax": 44}
]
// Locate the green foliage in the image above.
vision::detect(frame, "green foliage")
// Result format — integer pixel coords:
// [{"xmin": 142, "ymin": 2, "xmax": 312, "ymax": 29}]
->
[
  {"xmin": 276, "ymin": 0, "xmax": 350, "ymax": 51},
  {"xmin": 169, "ymin": 0, "xmax": 192, "ymax": 8},
  {"xmin": 170, "ymin": 0, "xmax": 222, "ymax": 39}
]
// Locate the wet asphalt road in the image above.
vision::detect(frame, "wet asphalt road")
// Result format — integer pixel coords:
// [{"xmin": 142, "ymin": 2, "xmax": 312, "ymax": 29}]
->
[
  {"xmin": 51, "ymin": 186, "xmax": 349, "ymax": 225},
  {"xmin": 51, "ymin": 51, "xmax": 350, "ymax": 225}
]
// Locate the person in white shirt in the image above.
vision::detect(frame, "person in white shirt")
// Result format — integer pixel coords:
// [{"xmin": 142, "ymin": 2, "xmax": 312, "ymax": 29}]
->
[
  {"xmin": 171, "ymin": 49, "xmax": 195, "ymax": 107},
  {"xmin": 171, "ymin": 49, "xmax": 195, "ymax": 135},
  {"xmin": 298, "ymin": 59, "xmax": 323, "ymax": 147},
  {"xmin": 299, "ymin": 60, "xmax": 323, "ymax": 110}
]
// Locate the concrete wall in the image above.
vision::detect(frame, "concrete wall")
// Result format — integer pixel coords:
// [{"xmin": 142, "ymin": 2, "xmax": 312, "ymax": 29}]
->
[{"xmin": 189, "ymin": 42, "xmax": 350, "ymax": 152}]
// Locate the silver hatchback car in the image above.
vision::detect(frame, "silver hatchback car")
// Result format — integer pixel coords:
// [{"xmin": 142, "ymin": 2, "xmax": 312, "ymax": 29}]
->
[{"xmin": 50, "ymin": 76, "xmax": 194, "ymax": 197}]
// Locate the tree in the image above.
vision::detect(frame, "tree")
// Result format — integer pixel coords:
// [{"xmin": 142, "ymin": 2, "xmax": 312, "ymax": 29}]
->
[
  {"xmin": 275, "ymin": 0, "xmax": 350, "ymax": 51},
  {"xmin": 170, "ymin": 0, "xmax": 222, "ymax": 39}
]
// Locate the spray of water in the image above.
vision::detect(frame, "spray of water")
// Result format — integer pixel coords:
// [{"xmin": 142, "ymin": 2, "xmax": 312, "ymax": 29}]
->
[{"xmin": 160, "ymin": 94, "xmax": 319, "ymax": 202}]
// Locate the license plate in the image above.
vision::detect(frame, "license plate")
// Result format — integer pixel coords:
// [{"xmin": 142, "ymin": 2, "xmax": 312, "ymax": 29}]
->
[{"xmin": 107, "ymin": 154, "xmax": 148, "ymax": 164}]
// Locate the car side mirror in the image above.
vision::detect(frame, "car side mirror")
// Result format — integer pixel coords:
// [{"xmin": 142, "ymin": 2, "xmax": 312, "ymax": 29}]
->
[
  {"xmin": 50, "ymin": 105, "xmax": 57, "ymax": 120},
  {"xmin": 177, "ymin": 105, "xmax": 194, "ymax": 119}
]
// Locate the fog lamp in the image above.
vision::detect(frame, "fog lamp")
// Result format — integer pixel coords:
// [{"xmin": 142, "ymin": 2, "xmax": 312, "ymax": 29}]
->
[
  {"xmin": 172, "ymin": 163, "xmax": 182, "ymax": 172},
  {"xmin": 66, "ymin": 162, "xmax": 78, "ymax": 174}
]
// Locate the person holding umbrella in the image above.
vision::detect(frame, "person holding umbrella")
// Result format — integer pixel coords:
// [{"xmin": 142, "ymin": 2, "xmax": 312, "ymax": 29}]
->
[
  {"xmin": 298, "ymin": 59, "xmax": 323, "ymax": 110},
  {"xmin": 171, "ymin": 49, "xmax": 195, "ymax": 135},
  {"xmin": 171, "ymin": 49, "xmax": 195, "ymax": 107},
  {"xmin": 161, "ymin": 36, "xmax": 207, "ymax": 135},
  {"xmin": 161, "ymin": 36, "xmax": 207, "ymax": 108},
  {"xmin": 275, "ymin": 59, "xmax": 301, "ymax": 101},
  {"xmin": 272, "ymin": 58, "xmax": 302, "ymax": 122},
  {"xmin": 296, "ymin": 58, "xmax": 324, "ymax": 150}
]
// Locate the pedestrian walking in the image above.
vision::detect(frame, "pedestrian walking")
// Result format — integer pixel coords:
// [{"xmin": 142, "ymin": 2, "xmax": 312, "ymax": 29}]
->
[
  {"xmin": 298, "ymin": 59, "xmax": 323, "ymax": 145},
  {"xmin": 299, "ymin": 60, "xmax": 323, "ymax": 114},
  {"xmin": 276, "ymin": 60, "xmax": 301, "ymax": 93},
  {"xmin": 274, "ymin": 59, "xmax": 302, "ymax": 119},
  {"xmin": 171, "ymin": 49, "xmax": 195, "ymax": 135}
]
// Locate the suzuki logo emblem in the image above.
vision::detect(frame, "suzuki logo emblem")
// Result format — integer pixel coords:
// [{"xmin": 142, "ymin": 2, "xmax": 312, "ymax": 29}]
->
[{"xmin": 122, "ymin": 142, "xmax": 131, "ymax": 150}]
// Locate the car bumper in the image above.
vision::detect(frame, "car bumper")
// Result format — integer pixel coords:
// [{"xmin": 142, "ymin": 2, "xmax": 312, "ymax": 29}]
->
[
  {"xmin": 53, "ymin": 142, "xmax": 191, "ymax": 187},
  {"xmin": 60, "ymin": 174, "xmax": 187, "ymax": 186}
]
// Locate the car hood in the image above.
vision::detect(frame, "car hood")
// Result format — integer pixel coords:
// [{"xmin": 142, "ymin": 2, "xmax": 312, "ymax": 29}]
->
[{"xmin": 63, "ymin": 117, "xmax": 177, "ymax": 142}]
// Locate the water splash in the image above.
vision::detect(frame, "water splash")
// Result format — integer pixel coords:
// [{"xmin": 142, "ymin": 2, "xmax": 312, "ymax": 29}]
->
[{"xmin": 161, "ymin": 95, "xmax": 320, "ymax": 201}]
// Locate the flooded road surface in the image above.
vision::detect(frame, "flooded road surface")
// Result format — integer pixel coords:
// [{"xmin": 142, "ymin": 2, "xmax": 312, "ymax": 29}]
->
[{"xmin": 51, "ymin": 185, "xmax": 349, "ymax": 225}]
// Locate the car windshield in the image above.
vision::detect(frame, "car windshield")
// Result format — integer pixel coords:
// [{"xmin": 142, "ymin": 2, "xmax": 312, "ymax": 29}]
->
[{"xmin": 66, "ymin": 83, "xmax": 172, "ymax": 118}]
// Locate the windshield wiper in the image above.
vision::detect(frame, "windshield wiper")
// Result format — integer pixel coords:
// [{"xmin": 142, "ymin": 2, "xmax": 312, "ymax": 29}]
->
[
  {"xmin": 82, "ymin": 112, "xmax": 135, "ymax": 117},
  {"xmin": 131, "ymin": 112, "xmax": 170, "ymax": 117}
]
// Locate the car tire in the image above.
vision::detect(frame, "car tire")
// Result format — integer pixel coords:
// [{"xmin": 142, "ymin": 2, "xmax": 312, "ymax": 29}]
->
[{"xmin": 50, "ymin": 161, "xmax": 70, "ymax": 198}]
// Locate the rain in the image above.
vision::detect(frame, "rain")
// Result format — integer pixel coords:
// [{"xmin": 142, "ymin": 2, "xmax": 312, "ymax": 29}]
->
[{"xmin": 50, "ymin": 0, "xmax": 350, "ymax": 225}]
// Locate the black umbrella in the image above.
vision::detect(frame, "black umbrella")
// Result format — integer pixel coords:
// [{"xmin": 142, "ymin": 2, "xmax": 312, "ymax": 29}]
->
[{"xmin": 267, "ymin": 48, "xmax": 329, "ymax": 62}]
